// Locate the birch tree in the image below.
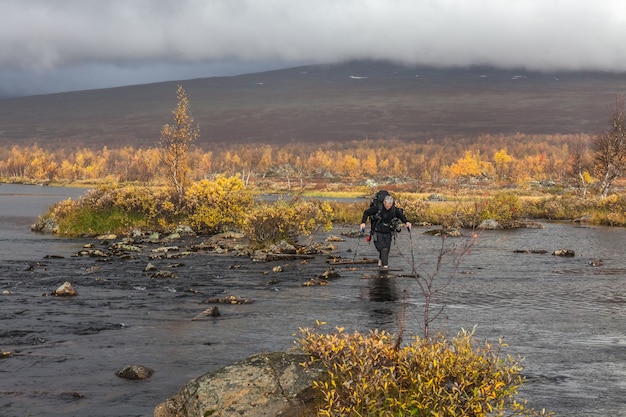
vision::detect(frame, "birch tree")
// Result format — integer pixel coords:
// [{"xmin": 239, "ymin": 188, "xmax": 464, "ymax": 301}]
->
[
  {"xmin": 160, "ymin": 85, "xmax": 199, "ymax": 205},
  {"xmin": 594, "ymin": 95, "xmax": 626, "ymax": 198}
]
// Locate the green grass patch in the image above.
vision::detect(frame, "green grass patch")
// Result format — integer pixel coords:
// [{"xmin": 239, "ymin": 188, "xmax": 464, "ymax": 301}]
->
[{"xmin": 56, "ymin": 207, "xmax": 147, "ymax": 236}]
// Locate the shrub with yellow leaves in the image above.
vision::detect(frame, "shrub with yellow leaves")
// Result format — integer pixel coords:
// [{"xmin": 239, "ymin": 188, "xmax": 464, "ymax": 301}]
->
[
  {"xmin": 183, "ymin": 175, "xmax": 254, "ymax": 233},
  {"xmin": 296, "ymin": 322, "xmax": 553, "ymax": 417},
  {"xmin": 469, "ymin": 191, "xmax": 522, "ymax": 228},
  {"xmin": 245, "ymin": 198, "xmax": 333, "ymax": 247},
  {"xmin": 46, "ymin": 184, "xmax": 178, "ymax": 235}
]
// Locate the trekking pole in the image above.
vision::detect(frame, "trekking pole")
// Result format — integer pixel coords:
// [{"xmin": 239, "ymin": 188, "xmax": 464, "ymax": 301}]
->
[
  {"xmin": 353, "ymin": 226, "xmax": 366, "ymax": 261},
  {"xmin": 407, "ymin": 226, "xmax": 417, "ymax": 276}
]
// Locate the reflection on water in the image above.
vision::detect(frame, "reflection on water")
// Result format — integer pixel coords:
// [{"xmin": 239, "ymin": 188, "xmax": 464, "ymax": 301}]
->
[
  {"xmin": 369, "ymin": 274, "xmax": 397, "ymax": 302},
  {"xmin": 367, "ymin": 274, "xmax": 398, "ymax": 327}
]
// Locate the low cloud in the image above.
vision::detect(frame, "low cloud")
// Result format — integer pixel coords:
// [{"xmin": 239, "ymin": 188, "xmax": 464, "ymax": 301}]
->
[{"xmin": 1, "ymin": 0, "xmax": 625, "ymax": 96}]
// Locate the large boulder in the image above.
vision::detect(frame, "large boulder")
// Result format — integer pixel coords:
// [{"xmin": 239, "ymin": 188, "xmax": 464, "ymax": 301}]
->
[{"xmin": 154, "ymin": 352, "xmax": 325, "ymax": 417}]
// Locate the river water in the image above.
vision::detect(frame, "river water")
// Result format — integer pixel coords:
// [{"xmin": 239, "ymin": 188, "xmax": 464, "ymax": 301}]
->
[
  {"xmin": 0, "ymin": 184, "xmax": 88, "ymax": 261},
  {"xmin": 1, "ymin": 184, "xmax": 625, "ymax": 417}
]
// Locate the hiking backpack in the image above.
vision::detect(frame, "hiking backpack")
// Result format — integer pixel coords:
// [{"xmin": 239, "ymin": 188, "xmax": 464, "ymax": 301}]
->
[
  {"xmin": 371, "ymin": 189, "xmax": 390, "ymax": 207},
  {"xmin": 369, "ymin": 190, "xmax": 403, "ymax": 237},
  {"xmin": 369, "ymin": 190, "xmax": 393, "ymax": 223}
]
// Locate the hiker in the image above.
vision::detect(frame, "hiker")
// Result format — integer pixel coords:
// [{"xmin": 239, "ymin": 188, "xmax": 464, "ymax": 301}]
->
[{"xmin": 360, "ymin": 193, "xmax": 411, "ymax": 268}]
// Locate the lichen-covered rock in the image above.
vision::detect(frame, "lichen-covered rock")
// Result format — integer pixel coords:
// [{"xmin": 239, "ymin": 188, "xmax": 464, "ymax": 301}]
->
[{"xmin": 154, "ymin": 352, "xmax": 325, "ymax": 417}]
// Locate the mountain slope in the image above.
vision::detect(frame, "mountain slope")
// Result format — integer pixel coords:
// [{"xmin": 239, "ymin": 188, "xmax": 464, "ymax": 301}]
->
[{"xmin": 0, "ymin": 61, "xmax": 625, "ymax": 149}]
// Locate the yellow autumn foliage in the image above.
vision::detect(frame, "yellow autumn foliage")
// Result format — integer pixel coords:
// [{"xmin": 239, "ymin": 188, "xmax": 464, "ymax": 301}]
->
[
  {"xmin": 245, "ymin": 198, "xmax": 333, "ymax": 247},
  {"xmin": 184, "ymin": 175, "xmax": 254, "ymax": 233},
  {"xmin": 297, "ymin": 323, "xmax": 553, "ymax": 417}
]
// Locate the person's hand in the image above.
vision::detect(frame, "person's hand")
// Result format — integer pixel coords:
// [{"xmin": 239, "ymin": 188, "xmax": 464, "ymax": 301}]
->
[
  {"xmin": 360, "ymin": 223, "xmax": 366, "ymax": 233},
  {"xmin": 406, "ymin": 222, "xmax": 412, "ymax": 231}
]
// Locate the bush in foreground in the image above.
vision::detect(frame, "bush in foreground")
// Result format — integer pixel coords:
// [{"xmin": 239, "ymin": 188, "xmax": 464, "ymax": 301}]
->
[{"xmin": 296, "ymin": 323, "xmax": 552, "ymax": 417}]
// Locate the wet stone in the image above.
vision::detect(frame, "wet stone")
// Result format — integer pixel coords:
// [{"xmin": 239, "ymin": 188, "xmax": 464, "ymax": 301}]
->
[
  {"xmin": 115, "ymin": 365, "xmax": 154, "ymax": 380},
  {"xmin": 52, "ymin": 281, "xmax": 77, "ymax": 296}
]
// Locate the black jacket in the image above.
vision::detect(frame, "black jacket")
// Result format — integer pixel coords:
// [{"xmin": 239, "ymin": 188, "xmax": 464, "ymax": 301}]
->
[{"xmin": 362, "ymin": 204, "xmax": 408, "ymax": 234}]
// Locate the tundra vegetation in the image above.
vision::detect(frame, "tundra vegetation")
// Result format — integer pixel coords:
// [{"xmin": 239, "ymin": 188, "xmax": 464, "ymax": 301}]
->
[
  {"xmin": 11, "ymin": 89, "xmax": 626, "ymax": 416},
  {"xmin": 4, "ymin": 97, "xmax": 626, "ymax": 226}
]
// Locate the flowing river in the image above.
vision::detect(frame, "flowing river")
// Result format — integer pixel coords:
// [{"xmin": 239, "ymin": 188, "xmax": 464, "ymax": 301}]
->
[{"xmin": 1, "ymin": 184, "xmax": 625, "ymax": 416}]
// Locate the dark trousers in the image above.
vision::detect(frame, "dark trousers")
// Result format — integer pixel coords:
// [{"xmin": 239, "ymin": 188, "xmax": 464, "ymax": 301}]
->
[{"xmin": 373, "ymin": 232, "xmax": 392, "ymax": 266}]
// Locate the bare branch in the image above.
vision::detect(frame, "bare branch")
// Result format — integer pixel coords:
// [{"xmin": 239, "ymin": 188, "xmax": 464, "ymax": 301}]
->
[{"xmin": 408, "ymin": 231, "xmax": 477, "ymax": 340}]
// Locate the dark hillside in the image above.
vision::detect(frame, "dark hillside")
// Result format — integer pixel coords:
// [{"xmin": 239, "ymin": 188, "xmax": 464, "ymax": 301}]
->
[{"xmin": 1, "ymin": 60, "xmax": 625, "ymax": 150}]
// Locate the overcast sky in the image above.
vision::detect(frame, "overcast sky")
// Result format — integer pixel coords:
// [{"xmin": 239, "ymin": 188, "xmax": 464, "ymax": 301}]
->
[{"xmin": 1, "ymin": 0, "xmax": 625, "ymax": 98}]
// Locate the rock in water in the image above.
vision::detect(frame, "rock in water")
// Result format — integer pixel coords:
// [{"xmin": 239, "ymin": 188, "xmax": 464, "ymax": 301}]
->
[
  {"xmin": 115, "ymin": 365, "xmax": 154, "ymax": 380},
  {"xmin": 478, "ymin": 219, "xmax": 500, "ymax": 230},
  {"xmin": 52, "ymin": 281, "xmax": 77, "ymax": 296},
  {"xmin": 191, "ymin": 306, "xmax": 221, "ymax": 321},
  {"xmin": 552, "ymin": 248, "xmax": 575, "ymax": 257},
  {"xmin": 319, "ymin": 267, "xmax": 340, "ymax": 279}
]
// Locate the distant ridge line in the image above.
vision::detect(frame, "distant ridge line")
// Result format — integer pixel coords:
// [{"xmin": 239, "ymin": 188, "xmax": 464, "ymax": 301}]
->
[{"xmin": 0, "ymin": 60, "xmax": 625, "ymax": 149}]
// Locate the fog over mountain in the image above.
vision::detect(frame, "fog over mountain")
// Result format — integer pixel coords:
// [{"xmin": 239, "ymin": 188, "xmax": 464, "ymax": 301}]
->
[{"xmin": 1, "ymin": 0, "xmax": 625, "ymax": 98}]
